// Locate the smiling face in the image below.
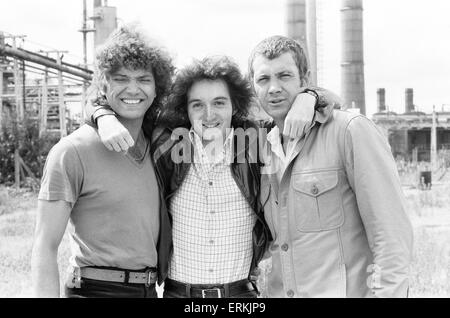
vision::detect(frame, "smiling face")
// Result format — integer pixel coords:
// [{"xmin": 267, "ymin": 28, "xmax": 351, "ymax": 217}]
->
[
  {"xmin": 104, "ymin": 67, "xmax": 156, "ymax": 120},
  {"xmin": 252, "ymin": 52, "xmax": 306, "ymax": 124},
  {"xmin": 187, "ymin": 79, "xmax": 233, "ymax": 145}
]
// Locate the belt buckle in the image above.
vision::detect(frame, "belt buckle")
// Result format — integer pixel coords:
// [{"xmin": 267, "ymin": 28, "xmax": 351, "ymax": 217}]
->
[
  {"xmin": 201, "ymin": 288, "xmax": 222, "ymax": 298},
  {"xmin": 71, "ymin": 267, "xmax": 81, "ymax": 288},
  {"xmin": 145, "ymin": 268, "xmax": 155, "ymax": 287}
]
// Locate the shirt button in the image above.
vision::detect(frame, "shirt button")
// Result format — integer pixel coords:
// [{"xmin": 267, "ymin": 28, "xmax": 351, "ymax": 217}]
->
[
  {"xmin": 281, "ymin": 244, "xmax": 289, "ymax": 252},
  {"xmin": 209, "ymin": 239, "xmax": 214, "ymax": 244},
  {"xmin": 311, "ymin": 185, "xmax": 319, "ymax": 195},
  {"xmin": 209, "ymin": 181, "xmax": 213, "ymax": 186},
  {"xmin": 287, "ymin": 290, "xmax": 295, "ymax": 298}
]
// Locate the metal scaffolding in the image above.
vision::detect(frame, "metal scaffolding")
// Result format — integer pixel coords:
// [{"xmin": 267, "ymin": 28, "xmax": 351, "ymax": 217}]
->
[{"xmin": 0, "ymin": 31, "xmax": 93, "ymax": 189}]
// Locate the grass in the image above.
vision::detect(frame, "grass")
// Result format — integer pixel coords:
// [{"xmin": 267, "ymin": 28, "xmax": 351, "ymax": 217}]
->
[
  {"xmin": 0, "ymin": 184, "xmax": 449, "ymax": 298},
  {"xmin": 0, "ymin": 187, "xmax": 71, "ymax": 298},
  {"xmin": 403, "ymin": 183, "xmax": 450, "ymax": 298}
]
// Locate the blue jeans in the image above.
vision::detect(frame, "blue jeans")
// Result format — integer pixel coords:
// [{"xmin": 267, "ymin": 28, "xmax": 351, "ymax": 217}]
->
[{"xmin": 65, "ymin": 278, "xmax": 157, "ymax": 298}]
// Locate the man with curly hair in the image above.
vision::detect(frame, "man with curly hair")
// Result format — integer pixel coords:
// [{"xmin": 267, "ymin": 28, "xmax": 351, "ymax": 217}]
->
[
  {"xmin": 152, "ymin": 56, "xmax": 269, "ymax": 298},
  {"xmin": 31, "ymin": 25, "xmax": 175, "ymax": 298}
]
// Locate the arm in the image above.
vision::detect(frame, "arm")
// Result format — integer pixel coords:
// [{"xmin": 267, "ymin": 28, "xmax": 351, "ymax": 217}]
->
[
  {"xmin": 283, "ymin": 88, "xmax": 342, "ymax": 138},
  {"xmin": 344, "ymin": 116, "xmax": 413, "ymax": 298},
  {"xmin": 85, "ymin": 99, "xmax": 134, "ymax": 152},
  {"xmin": 31, "ymin": 200, "xmax": 71, "ymax": 298}
]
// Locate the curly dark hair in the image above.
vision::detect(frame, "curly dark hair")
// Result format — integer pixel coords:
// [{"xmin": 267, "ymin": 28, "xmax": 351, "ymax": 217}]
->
[
  {"xmin": 92, "ymin": 24, "xmax": 175, "ymax": 125},
  {"xmin": 159, "ymin": 56, "xmax": 253, "ymax": 129}
]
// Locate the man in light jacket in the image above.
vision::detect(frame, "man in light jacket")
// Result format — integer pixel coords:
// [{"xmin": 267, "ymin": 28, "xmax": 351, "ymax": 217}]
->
[{"xmin": 250, "ymin": 35, "xmax": 414, "ymax": 298}]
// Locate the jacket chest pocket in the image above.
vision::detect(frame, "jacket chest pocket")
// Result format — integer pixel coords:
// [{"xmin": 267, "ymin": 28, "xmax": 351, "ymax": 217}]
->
[{"xmin": 291, "ymin": 170, "xmax": 344, "ymax": 232}]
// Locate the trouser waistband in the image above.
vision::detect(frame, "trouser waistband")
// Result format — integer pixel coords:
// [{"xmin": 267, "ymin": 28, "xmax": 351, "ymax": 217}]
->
[
  {"xmin": 164, "ymin": 278, "xmax": 256, "ymax": 298},
  {"xmin": 72, "ymin": 266, "xmax": 157, "ymax": 287}
]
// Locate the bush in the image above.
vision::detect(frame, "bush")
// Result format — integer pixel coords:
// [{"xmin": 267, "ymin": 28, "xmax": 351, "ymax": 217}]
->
[{"xmin": 0, "ymin": 117, "xmax": 60, "ymax": 188}]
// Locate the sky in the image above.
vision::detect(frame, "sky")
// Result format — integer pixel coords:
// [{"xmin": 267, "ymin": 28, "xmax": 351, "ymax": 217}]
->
[{"xmin": 1, "ymin": 0, "xmax": 450, "ymax": 117}]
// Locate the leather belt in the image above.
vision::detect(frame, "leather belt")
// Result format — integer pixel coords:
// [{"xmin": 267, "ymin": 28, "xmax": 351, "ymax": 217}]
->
[
  {"xmin": 164, "ymin": 278, "xmax": 256, "ymax": 298},
  {"xmin": 75, "ymin": 267, "xmax": 157, "ymax": 287}
]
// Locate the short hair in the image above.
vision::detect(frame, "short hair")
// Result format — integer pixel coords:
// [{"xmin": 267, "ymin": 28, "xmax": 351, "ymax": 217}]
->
[
  {"xmin": 92, "ymin": 24, "xmax": 175, "ymax": 122},
  {"xmin": 160, "ymin": 56, "xmax": 253, "ymax": 129},
  {"xmin": 248, "ymin": 35, "xmax": 310, "ymax": 85}
]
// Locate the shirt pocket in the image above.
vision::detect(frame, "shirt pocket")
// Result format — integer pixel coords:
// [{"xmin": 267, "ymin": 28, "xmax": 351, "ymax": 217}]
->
[{"xmin": 291, "ymin": 170, "xmax": 344, "ymax": 232}]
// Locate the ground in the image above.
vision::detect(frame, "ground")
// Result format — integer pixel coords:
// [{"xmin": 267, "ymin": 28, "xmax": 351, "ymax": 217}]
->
[{"xmin": 0, "ymin": 183, "xmax": 449, "ymax": 298}]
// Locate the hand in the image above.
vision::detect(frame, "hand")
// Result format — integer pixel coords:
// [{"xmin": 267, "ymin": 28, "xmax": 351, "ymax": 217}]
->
[
  {"xmin": 97, "ymin": 115, "xmax": 134, "ymax": 152},
  {"xmin": 283, "ymin": 92, "xmax": 316, "ymax": 139}
]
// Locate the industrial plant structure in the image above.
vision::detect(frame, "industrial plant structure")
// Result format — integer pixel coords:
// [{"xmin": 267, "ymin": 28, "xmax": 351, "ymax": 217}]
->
[{"xmin": 372, "ymin": 89, "xmax": 450, "ymax": 163}]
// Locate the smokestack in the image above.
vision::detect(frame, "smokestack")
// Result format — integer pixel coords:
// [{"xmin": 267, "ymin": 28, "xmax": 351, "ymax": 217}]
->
[
  {"xmin": 287, "ymin": 0, "xmax": 317, "ymax": 85},
  {"xmin": 287, "ymin": 0, "xmax": 307, "ymax": 45},
  {"xmin": 405, "ymin": 88, "xmax": 414, "ymax": 113},
  {"xmin": 377, "ymin": 88, "xmax": 386, "ymax": 113},
  {"xmin": 306, "ymin": 0, "xmax": 318, "ymax": 86},
  {"xmin": 341, "ymin": 0, "xmax": 366, "ymax": 115}
]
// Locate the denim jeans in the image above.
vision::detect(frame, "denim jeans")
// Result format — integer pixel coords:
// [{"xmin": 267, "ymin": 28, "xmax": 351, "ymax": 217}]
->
[{"xmin": 65, "ymin": 278, "xmax": 157, "ymax": 298}]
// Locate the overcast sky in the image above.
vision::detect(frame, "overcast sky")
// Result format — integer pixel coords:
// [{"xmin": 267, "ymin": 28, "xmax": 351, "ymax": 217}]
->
[{"xmin": 1, "ymin": 0, "xmax": 449, "ymax": 116}]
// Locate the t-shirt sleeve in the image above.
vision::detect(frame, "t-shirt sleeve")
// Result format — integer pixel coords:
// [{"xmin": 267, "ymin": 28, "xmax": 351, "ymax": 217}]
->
[{"xmin": 38, "ymin": 138, "xmax": 83, "ymax": 206}]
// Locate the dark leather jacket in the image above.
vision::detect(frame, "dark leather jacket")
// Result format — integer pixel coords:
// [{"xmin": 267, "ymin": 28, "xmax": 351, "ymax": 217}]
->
[{"xmin": 149, "ymin": 121, "xmax": 272, "ymax": 284}]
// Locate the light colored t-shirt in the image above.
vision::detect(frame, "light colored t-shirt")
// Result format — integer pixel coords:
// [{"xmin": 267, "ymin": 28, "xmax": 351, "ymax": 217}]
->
[{"xmin": 38, "ymin": 124, "xmax": 159, "ymax": 270}]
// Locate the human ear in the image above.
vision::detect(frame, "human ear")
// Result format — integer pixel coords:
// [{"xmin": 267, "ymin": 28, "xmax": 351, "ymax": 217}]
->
[{"xmin": 301, "ymin": 70, "xmax": 311, "ymax": 87}]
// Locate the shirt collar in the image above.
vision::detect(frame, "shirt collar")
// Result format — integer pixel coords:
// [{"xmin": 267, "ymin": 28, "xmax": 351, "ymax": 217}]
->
[
  {"xmin": 266, "ymin": 125, "xmax": 302, "ymax": 161},
  {"xmin": 189, "ymin": 128, "xmax": 234, "ymax": 165}
]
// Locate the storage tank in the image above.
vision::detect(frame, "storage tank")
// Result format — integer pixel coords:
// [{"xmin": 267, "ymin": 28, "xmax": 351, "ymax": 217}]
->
[{"xmin": 93, "ymin": 1, "xmax": 117, "ymax": 48}]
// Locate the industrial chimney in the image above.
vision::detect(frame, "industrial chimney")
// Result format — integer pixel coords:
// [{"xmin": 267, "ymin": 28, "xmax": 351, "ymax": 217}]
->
[
  {"xmin": 377, "ymin": 88, "xmax": 386, "ymax": 113},
  {"xmin": 405, "ymin": 88, "xmax": 414, "ymax": 113},
  {"xmin": 287, "ymin": 0, "xmax": 318, "ymax": 85},
  {"xmin": 287, "ymin": 0, "xmax": 307, "ymax": 45},
  {"xmin": 341, "ymin": 0, "xmax": 366, "ymax": 115}
]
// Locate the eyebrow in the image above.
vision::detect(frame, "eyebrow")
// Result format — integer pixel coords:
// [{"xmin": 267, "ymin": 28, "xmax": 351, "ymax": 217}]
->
[
  {"xmin": 188, "ymin": 96, "xmax": 229, "ymax": 104},
  {"xmin": 276, "ymin": 70, "xmax": 293, "ymax": 75},
  {"xmin": 187, "ymin": 98, "xmax": 202, "ymax": 105},
  {"xmin": 111, "ymin": 73, "xmax": 153, "ymax": 79}
]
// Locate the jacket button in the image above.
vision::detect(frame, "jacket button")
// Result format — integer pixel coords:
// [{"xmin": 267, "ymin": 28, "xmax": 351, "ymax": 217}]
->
[
  {"xmin": 281, "ymin": 244, "xmax": 289, "ymax": 252},
  {"xmin": 287, "ymin": 290, "xmax": 295, "ymax": 297},
  {"xmin": 311, "ymin": 185, "xmax": 319, "ymax": 195}
]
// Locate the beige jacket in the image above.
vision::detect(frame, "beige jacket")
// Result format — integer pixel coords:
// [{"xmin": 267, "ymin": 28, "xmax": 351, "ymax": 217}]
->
[{"xmin": 261, "ymin": 110, "xmax": 414, "ymax": 298}]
